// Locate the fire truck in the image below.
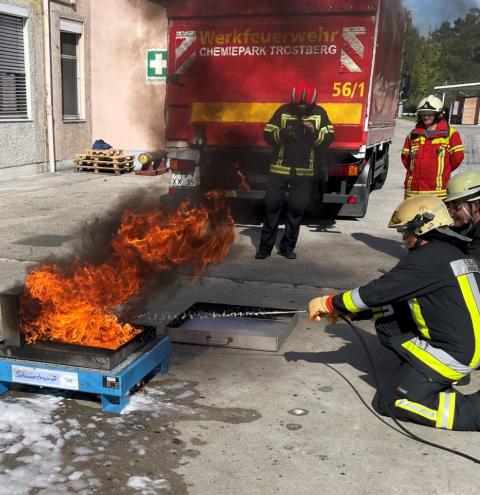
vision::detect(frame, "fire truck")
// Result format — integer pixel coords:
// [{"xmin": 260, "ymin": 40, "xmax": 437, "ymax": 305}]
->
[{"xmin": 165, "ymin": 0, "xmax": 406, "ymax": 218}]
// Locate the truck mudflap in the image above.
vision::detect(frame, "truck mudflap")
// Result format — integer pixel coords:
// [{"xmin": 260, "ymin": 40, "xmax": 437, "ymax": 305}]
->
[{"xmin": 322, "ymin": 162, "xmax": 371, "ymax": 218}]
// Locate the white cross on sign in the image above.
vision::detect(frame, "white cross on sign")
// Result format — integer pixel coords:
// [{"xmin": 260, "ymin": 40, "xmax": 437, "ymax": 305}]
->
[
  {"xmin": 146, "ymin": 49, "xmax": 167, "ymax": 84},
  {"xmin": 149, "ymin": 53, "xmax": 167, "ymax": 76}
]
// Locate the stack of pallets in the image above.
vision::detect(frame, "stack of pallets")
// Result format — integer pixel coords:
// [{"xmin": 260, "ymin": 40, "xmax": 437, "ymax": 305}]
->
[{"xmin": 73, "ymin": 149, "xmax": 135, "ymax": 175}]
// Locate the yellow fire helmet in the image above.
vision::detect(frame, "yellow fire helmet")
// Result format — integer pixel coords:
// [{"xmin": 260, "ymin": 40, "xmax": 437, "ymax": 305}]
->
[
  {"xmin": 388, "ymin": 195, "xmax": 453, "ymax": 236},
  {"xmin": 416, "ymin": 95, "xmax": 443, "ymax": 114},
  {"xmin": 446, "ymin": 171, "xmax": 480, "ymax": 203}
]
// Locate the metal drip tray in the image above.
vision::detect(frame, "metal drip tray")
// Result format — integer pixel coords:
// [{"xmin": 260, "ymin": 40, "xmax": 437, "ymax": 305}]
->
[
  {"xmin": 0, "ymin": 285, "xmax": 158, "ymax": 370},
  {"xmin": 0, "ymin": 325, "xmax": 157, "ymax": 371},
  {"xmin": 165, "ymin": 302, "xmax": 298, "ymax": 351}
]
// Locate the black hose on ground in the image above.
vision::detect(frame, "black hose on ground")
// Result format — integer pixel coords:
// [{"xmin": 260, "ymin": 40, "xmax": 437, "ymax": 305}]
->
[{"xmin": 338, "ymin": 314, "xmax": 480, "ymax": 464}]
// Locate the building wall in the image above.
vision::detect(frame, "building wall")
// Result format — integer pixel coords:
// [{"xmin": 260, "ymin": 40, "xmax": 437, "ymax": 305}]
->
[
  {"xmin": 0, "ymin": 0, "xmax": 92, "ymax": 174},
  {"xmin": 50, "ymin": 0, "xmax": 92, "ymax": 162},
  {"xmin": 0, "ymin": 0, "xmax": 46, "ymax": 172},
  {"xmin": 90, "ymin": 0, "xmax": 167, "ymax": 152}
]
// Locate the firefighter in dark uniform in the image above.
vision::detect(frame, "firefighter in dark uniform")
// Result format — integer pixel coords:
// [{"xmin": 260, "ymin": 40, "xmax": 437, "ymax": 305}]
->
[
  {"xmin": 445, "ymin": 170, "xmax": 480, "ymax": 264},
  {"xmin": 255, "ymin": 82, "xmax": 335, "ymax": 260},
  {"xmin": 309, "ymin": 195, "xmax": 480, "ymax": 431}
]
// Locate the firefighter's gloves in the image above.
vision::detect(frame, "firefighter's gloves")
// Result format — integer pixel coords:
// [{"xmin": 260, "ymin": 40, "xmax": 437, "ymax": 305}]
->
[
  {"xmin": 280, "ymin": 124, "xmax": 300, "ymax": 141},
  {"xmin": 280, "ymin": 122, "xmax": 316, "ymax": 142},
  {"xmin": 302, "ymin": 120, "xmax": 315, "ymax": 133},
  {"xmin": 303, "ymin": 120, "xmax": 319, "ymax": 143},
  {"xmin": 308, "ymin": 295, "xmax": 338, "ymax": 324}
]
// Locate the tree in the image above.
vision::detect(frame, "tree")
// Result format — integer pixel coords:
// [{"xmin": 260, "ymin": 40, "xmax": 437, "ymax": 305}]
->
[
  {"xmin": 410, "ymin": 37, "xmax": 441, "ymax": 102},
  {"xmin": 401, "ymin": 10, "xmax": 425, "ymax": 110},
  {"xmin": 402, "ymin": 7, "xmax": 480, "ymax": 111}
]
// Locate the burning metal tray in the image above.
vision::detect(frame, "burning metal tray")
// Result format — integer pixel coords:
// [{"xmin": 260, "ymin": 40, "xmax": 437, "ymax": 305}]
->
[
  {"xmin": 0, "ymin": 325, "xmax": 157, "ymax": 371},
  {"xmin": 0, "ymin": 286, "xmax": 158, "ymax": 371},
  {"xmin": 165, "ymin": 302, "xmax": 298, "ymax": 352}
]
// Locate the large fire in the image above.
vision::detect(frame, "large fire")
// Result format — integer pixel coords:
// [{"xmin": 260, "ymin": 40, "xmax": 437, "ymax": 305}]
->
[{"xmin": 19, "ymin": 191, "xmax": 235, "ymax": 349}]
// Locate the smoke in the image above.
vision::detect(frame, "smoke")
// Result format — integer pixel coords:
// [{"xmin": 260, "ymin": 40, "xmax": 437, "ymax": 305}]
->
[
  {"xmin": 404, "ymin": 0, "xmax": 480, "ymax": 35},
  {"xmin": 21, "ymin": 191, "xmax": 236, "ymax": 347}
]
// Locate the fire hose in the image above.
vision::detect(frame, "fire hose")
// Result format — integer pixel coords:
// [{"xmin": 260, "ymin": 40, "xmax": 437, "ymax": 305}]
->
[
  {"xmin": 337, "ymin": 314, "xmax": 480, "ymax": 464},
  {"xmin": 214, "ymin": 309, "xmax": 480, "ymax": 464}
]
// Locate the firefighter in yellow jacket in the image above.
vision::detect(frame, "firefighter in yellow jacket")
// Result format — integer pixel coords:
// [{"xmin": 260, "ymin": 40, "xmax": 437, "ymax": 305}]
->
[
  {"xmin": 309, "ymin": 196, "xmax": 480, "ymax": 431},
  {"xmin": 401, "ymin": 95, "xmax": 464, "ymax": 200},
  {"xmin": 255, "ymin": 82, "xmax": 335, "ymax": 260}
]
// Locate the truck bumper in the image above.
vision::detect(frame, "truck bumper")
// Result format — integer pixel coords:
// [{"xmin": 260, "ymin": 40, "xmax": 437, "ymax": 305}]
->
[
  {"xmin": 322, "ymin": 184, "xmax": 369, "ymax": 217},
  {"xmin": 169, "ymin": 186, "xmax": 265, "ymax": 203},
  {"xmin": 225, "ymin": 190, "xmax": 265, "ymax": 200}
]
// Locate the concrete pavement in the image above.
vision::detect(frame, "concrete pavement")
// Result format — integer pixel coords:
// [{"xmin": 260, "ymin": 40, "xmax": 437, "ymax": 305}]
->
[{"xmin": 0, "ymin": 119, "xmax": 480, "ymax": 494}]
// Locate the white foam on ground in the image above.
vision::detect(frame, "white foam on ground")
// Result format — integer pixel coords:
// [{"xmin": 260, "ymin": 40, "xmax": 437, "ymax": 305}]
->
[
  {"xmin": 0, "ymin": 394, "xmax": 101, "ymax": 494},
  {"xmin": 122, "ymin": 388, "xmax": 195, "ymax": 415},
  {"xmin": 0, "ymin": 395, "xmax": 63, "ymax": 494},
  {"xmin": 0, "ymin": 384, "xmax": 196, "ymax": 491},
  {"xmin": 176, "ymin": 390, "xmax": 195, "ymax": 400},
  {"xmin": 127, "ymin": 475, "xmax": 170, "ymax": 493}
]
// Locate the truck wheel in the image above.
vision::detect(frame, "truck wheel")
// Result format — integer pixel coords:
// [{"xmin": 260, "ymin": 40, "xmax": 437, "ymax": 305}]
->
[
  {"xmin": 358, "ymin": 175, "xmax": 372, "ymax": 218},
  {"xmin": 356, "ymin": 165, "xmax": 373, "ymax": 218},
  {"xmin": 373, "ymin": 153, "xmax": 389, "ymax": 190}
]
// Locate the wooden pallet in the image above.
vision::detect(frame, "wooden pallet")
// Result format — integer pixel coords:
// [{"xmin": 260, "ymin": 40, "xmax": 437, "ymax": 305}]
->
[
  {"xmin": 85, "ymin": 148, "xmax": 124, "ymax": 157},
  {"xmin": 74, "ymin": 149, "xmax": 135, "ymax": 175},
  {"xmin": 73, "ymin": 159, "xmax": 134, "ymax": 175},
  {"xmin": 74, "ymin": 155, "xmax": 134, "ymax": 162}
]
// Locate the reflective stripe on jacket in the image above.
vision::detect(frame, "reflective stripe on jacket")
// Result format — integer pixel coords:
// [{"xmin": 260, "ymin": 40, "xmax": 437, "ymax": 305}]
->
[
  {"xmin": 332, "ymin": 240, "xmax": 480, "ymax": 383},
  {"xmin": 401, "ymin": 120, "xmax": 464, "ymax": 198},
  {"xmin": 263, "ymin": 103, "xmax": 334, "ymax": 177}
]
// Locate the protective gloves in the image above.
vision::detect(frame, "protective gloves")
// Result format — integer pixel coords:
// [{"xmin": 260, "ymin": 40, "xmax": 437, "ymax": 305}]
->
[
  {"xmin": 308, "ymin": 295, "xmax": 338, "ymax": 324},
  {"xmin": 279, "ymin": 124, "xmax": 300, "ymax": 141},
  {"xmin": 303, "ymin": 121, "xmax": 319, "ymax": 143}
]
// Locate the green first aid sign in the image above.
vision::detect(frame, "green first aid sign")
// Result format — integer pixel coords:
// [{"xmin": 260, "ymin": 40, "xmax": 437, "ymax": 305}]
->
[{"xmin": 146, "ymin": 49, "xmax": 167, "ymax": 82}]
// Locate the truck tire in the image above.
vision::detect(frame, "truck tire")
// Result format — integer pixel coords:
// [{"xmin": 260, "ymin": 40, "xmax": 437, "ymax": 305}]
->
[
  {"xmin": 355, "ymin": 165, "xmax": 375, "ymax": 218},
  {"xmin": 373, "ymin": 152, "xmax": 389, "ymax": 191},
  {"xmin": 357, "ymin": 166, "xmax": 373, "ymax": 218}
]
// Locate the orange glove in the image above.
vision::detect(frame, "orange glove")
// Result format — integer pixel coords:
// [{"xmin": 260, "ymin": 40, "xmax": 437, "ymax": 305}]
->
[{"xmin": 308, "ymin": 295, "xmax": 338, "ymax": 324}]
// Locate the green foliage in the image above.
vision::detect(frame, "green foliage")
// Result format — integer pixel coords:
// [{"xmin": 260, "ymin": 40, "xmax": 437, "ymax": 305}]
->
[{"xmin": 402, "ymin": 7, "xmax": 480, "ymax": 109}]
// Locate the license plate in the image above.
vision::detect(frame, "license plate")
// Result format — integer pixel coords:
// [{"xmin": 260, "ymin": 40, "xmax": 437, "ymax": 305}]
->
[{"xmin": 170, "ymin": 171, "xmax": 198, "ymax": 187}]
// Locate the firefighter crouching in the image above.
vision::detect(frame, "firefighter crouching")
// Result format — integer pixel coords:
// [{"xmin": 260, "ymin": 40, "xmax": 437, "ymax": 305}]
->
[
  {"xmin": 309, "ymin": 195, "xmax": 480, "ymax": 431},
  {"xmin": 255, "ymin": 81, "xmax": 335, "ymax": 260},
  {"xmin": 445, "ymin": 170, "xmax": 480, "ymax": 264},
  {"xmin": 401, "ymin": 95, "xmax": 464, "ymax": 200}
]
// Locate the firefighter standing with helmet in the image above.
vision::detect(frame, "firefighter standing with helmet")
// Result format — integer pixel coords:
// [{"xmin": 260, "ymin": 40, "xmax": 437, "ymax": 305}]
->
[
  {"xmin": 445, "ymin": 170, "xmax": 480, "ymax": 263},
  {"xmin": 401, "ymin": 95, "xmax": 464, "ymax": 200},
  {"xmin": 255, "ymin": 82, "xmax": 335, "ymax": 260},
  {"xmin": 308, "ymin": 195, "xmax": 480, "ymax": 431}
]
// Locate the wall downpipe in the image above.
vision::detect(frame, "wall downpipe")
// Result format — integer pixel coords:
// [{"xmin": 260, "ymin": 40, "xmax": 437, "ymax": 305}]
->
[{"xmin": 42, "ymin": 0, "xmax": 56, "ymax": 173}]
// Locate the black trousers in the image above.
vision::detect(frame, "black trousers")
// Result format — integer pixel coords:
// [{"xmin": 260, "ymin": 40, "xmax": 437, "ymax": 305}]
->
[
  {"xmin": 258, "ymin": 173, "xmax": 311, "ymax": 255},
  {"xmin": 374, "ymin": 318, "xmax": 480, "ymax": 431}
]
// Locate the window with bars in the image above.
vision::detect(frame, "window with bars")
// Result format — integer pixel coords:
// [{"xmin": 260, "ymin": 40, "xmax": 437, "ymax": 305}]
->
[
  {"xmin": 61, "ymin": 31, "xmax": 80, "ymax": 119},
  {"xmin": 0, "ymin": 13, "xmax": 28, "ymax": 120}
]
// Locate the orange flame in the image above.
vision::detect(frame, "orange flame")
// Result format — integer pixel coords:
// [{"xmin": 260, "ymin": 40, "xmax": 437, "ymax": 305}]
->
[
  {"xmin": 19, "ymin": 191, "xmax": 235, "ymax": 349},
  {"xmin": 233, "ymin": 163, "xmax": 250, "ymax": 191}
]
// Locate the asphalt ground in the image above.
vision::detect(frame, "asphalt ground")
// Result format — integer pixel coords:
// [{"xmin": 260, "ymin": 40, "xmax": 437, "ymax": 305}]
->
[{"xmin": 0, "ymin": 119, "xmax": 479, "ymax": 494}]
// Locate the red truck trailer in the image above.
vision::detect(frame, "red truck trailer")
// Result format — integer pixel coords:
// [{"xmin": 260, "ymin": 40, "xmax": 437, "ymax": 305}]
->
[{"xmin": 165, "ymin": 0, "xmax": 405, "ymax": 217}]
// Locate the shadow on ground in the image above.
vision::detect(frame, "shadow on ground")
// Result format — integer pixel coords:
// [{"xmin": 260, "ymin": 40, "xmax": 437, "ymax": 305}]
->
[
  {"xmin": 284, "ymin": 322, "xmax": 400, "ymax": 389},
  {"xmin": 238, "ymin": 226, "xmax": 286, "ymax": 252},
  {"xmin": 352, "ymin": 232, "xmax": 405, "ymax": 259},
  {"xmin": 14, "ymin": 234, "xmax": 76, "ymax": 247}
]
